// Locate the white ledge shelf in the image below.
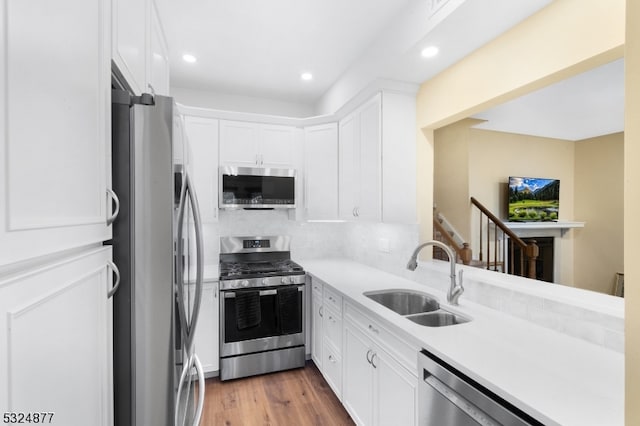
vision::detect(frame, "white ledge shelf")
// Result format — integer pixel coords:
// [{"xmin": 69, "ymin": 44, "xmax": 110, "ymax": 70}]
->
[{"xmin": 504, "ymin": 221, "xmax": 585, "ymax": 237}]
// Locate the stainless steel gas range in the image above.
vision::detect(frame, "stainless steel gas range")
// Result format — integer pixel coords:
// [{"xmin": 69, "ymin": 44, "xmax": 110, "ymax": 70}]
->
[{"xmin": 218, "ymin": 236, "xmax": 306, "ymax": 381}]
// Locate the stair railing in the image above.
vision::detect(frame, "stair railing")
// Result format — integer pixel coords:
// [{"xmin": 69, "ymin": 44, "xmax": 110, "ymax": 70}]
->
[
  {"xmin": 470, "ymin": 197, "xmax": 539, "ymax": 279},
  {"xmin": 433, "ymin": 216, "xmax": 472, "ymax": 265}
]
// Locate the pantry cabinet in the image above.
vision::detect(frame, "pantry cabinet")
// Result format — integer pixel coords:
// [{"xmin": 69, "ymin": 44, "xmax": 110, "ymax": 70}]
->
[
  {"xmin": 338, "ymin": 94, "xmax": 382, "ymax": 221},
  {"xmin": 304, "ymin": 123, "xmax": 339, "ymax": 220},
  {"xmin": 219, "ymin": 120, "xmax": 296, "ymax": 168},
  {"xmin": 0, "ymin": 247, "xmax": 115, "ymax": 426},
  {"xmin": 112, "ymin": 0, "xmax": 170, "ymax": 95},
  {"xmin": 0, "ymin": 0, "xmax": 113, "ymax": 266}
]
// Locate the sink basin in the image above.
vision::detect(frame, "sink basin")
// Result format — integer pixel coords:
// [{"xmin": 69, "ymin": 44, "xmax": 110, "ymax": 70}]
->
[
  {"xmin": 407, "ymin": 311, "xmax": 470, "ymax": 327},
  {"xmin": 364, "ymin": 289, "xmax": 440, "ymax": 315}
]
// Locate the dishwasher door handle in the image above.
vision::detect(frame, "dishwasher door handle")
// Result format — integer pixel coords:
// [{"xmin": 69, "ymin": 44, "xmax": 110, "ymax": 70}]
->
[{"xmin": 423, "ymin": 374, "xmax": 500, "ymax": 426}]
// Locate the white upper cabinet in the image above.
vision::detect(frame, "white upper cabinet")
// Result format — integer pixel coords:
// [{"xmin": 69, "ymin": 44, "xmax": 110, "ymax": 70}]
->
[
  {"xmin": 183, "ymin": 116, "xmax": 219, "ymax": 223},
  {"xmin": 112, "ymin": 0, "xmax": 146, "ymax": 94},
  {"xmin": 219, "ymin": 120, "xmax": 295, "ymax": 168},
  {"xmin": 339, "ymin": 93, "xmax": 382, "ymax": 221},
  {"xmin": 112, "ymin": 0, "xmax": 170, "ymax": 96},
  {"xmin": 337, "ymin": 91, "xmax": 417, "ymax": 224},
  {"xmin": 304, "ymin": 123, "xmax": 339, "ymax": 221},
  {"xmin": 0, "ymin": 0, "xmax": 113, "ymax": 267},
  {"xmin": 148, "ymin": 1, "xmax": 170, "ymax": 96}
]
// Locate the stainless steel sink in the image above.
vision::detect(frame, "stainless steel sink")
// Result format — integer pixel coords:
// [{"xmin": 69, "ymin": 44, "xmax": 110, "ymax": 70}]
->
[
  {"xmin": 364, "ymin": 289, "xmax": 440, "ymax": 315},
  {"xmin": 407, "ymin": 311, "xmax": 470, "ymax": 327}
]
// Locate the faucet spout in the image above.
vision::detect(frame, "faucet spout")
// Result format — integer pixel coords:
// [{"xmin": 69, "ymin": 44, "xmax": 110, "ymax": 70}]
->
[{"xmin": 406, "ymin": 240, "xmax": 464, "ymax": 305}]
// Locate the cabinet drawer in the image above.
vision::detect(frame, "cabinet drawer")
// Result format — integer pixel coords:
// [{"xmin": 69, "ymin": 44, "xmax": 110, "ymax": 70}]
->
[
  {"xmin": 344, "ymin": 302, "xmax": 418, "ymax": 374},
  {"xmin": 311, "ymin": 278, "xmax": 323, "ymax": 298},
  {"xmin": 322, "ymin": 338, "xmax": 342, "ymax": 399},
  {"xmin": 323, "ymin": 286, "xmax": 342, "ymax": 316},
  {"xmin": 323, "ymin": 305, "xmax": 343, "ymax": 353}
]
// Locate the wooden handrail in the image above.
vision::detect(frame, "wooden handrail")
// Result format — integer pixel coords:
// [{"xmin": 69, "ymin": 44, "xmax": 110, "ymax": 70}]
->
[
  {"xmin": 433, "ymin": 218, "xmax": 472, "ymax": 265},
  {"xmin": 470, "ymin": 197, "xmax": 539, "ymax": 279}
]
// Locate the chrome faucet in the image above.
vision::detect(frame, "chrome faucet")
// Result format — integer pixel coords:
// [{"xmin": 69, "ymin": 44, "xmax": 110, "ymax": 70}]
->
[{"xmin": 407, "ymin": 240, "xmax": 464, "ymax": 305}]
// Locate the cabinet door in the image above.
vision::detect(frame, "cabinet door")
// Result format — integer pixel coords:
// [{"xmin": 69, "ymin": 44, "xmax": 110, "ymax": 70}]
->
[
  {"xmin": 373, "ymin": 346, "xmax": 418, "ymax": 426},
  {"xmin": 219, "ymin": 121, "xmax": 259, "ymax": 166},
  {"xmin": 193, "ymin": 281, "xmax": 219, "ymax": 374},
  {"xmin": 259, "ymin": 124, "xmax": 295, "ymax": 168},
  {"xmin": 0, "ymin": 247, "xmax": 114, "ymax": 426},
  {"xmin": 311, "ymin": 295, "xmax": 323, "ymax": 368},
  {"xmin": 343, "ymin": 320, "xmax": 373, "ymax": 426},
  {"xmin": 358, "ymin": 94, "xmax": 382, "ymax": 221},
  {"xmin": 338, "ymin": 114, "xmax": 359, "ymax": 219},
  {"xmin": 112, "ymin": 0, "xmax": 146, "ymax": 94},
  {"xmin": 0, "ymin": 0, "xmax": 112, "ymax": 267},
  {"xmin": 184, "ymin": 116, "xmax": 219, "ymax": 222},
  {"xmin": 148, "ymin": 2, "xmax": 170, "ymax": 96},
  {"xmin": 304, "ymin": 123, "xmax": 339, "ymax": 220}
]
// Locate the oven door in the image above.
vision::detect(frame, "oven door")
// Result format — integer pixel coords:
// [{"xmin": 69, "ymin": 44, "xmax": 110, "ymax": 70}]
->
[{"xmin": 220, "ymin": 284, "xmax": 305, "ymax": 357}]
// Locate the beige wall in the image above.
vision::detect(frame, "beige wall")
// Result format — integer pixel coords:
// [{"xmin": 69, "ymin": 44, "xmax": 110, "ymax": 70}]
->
[
  {"xmin": 574, "ymin": 133, "xmax": 624, "ymax": 294},
  {"xmin": 416, "ymin": 0, "xmax": 638, "ymax": 422},
  {"xmin": 626, "ymin": 0, "xmax": 639, "ymax": 423}
]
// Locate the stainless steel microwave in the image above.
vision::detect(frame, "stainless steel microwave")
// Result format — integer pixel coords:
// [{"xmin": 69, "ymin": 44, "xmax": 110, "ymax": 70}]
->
[{"xmin": 219, "ymin": 166, "xmax": 296, "ymax": 209}]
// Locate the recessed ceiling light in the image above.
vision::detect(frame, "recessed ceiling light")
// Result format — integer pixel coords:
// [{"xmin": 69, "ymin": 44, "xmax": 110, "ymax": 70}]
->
[
  {"xmin": 182, "ymin": 54, "xmax": 197, "ymax": 63},
  {"xmin": 421, "ymin": 46, "xmax": 439, "ymax": 58},
  {"xmin": 301, "ymin": 72, "xmax": 313, "ymax": 81}
]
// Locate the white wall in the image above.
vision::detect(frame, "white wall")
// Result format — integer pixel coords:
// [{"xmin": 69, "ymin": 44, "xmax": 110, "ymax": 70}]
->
[{"xmin": 171, "ymin": 86, "xmax": 315, "ymax": 118}]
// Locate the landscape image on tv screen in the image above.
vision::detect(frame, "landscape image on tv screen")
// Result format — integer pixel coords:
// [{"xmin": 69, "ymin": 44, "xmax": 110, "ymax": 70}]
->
[{"xmin": 508, "ymin": 177, "xmax": 560, "ymax": 222}]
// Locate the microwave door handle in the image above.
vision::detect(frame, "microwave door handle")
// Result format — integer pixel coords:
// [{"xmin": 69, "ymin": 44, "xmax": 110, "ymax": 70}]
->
[{"xmin": 183, "ymin": 172, "xmax": 204, "ymax": 353}]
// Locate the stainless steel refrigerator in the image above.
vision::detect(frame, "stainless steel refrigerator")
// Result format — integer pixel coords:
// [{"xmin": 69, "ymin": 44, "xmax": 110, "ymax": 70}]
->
[{"xmin": 110, "ymin": 87, "xmax": 205, "ymax": 426}]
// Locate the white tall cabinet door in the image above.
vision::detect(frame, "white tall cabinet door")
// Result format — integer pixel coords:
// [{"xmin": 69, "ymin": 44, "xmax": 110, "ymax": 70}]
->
[
  {"xmin": 338, "ymin": 114, "xmax": 359, "ymax": 220},
  {"xmin": 219, "ymin": 121, "xmax": 260, "ymax": 166},
  {"xmin": 184, "ymin": 116, "xmax": 219, "ymax": 222},
  {"xmin": 112, "ymin": 0, "xmax": 146, "ymax": 94},
  {"xmin": 148, "ymin": 1, "xmax": 170, "ymax": 96},
  {"xmin": 342, "ymin": 322, "xmax": 374, "ymax": 426},
  {"xmin": 0, "ymin": 247, "xmax": 114, "ymax": 426},
  {"xmin": 373, "ymin": 347, "xmax": 418, "ymax": 426},
  {"xmin": 358, "ymin": 95, "xmax": 382, "ymax": 222},
  {"xmin": 260, "ymin": 125, "xmax": 295, "ymax": 167},
  {"xmin": 193, "ymin": 281, "xmax": 219, "ymax": 374},
  {"xmin": 304, "ymin": 123, "xmax": 339, "ymax": 220},
  {"xmin": 0, "ymin": 0, "xmax": 112, "ymax": 267}
]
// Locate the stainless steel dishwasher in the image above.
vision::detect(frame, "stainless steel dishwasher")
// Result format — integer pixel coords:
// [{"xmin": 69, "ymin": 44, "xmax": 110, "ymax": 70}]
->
[{"xmin": 418, "ymin": 349, "xmax": 543, "ymax": 426}]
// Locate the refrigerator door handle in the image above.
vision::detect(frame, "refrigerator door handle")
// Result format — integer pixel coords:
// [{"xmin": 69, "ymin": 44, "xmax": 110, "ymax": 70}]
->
[
  {"xmin": 106, "ymin": 260, "xmax": 121, "ymax": 298},
  {"xmin": 106, "ymin": 188, "xmax": 120, "ymax": 225},
  {"xmin": 176, "ymin": 172, "xmax": 204, "ymax": 353},
  {"xmin": 175, "ymin": 353, "xmax": 205, "ymax": 426}
]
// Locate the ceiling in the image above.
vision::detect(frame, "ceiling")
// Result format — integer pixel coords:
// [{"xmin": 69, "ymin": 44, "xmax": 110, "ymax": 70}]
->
[
  {"xmin": 164, "ymin": 1, "xmax": 623, "ymax": 140},
  {"xmin": 165, "ymin": 0, "xmax": 552, "ymax": 106}
]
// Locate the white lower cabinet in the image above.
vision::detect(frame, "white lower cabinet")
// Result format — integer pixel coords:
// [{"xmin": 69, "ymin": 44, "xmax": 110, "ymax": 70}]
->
[
  {"xmin": 193, "ymin": 280, "xmax": 219, "ymax": 375},
  {"xmin": 0, "ymin": 247, "xmax": 114, "ymax": 426},
  {"xmin": 310, "ymin": 278, "xmax": 343, "ymax": 399},
  {"xmin": 342, "ymin": 305, "xmax": 418, "ymax": 426}
]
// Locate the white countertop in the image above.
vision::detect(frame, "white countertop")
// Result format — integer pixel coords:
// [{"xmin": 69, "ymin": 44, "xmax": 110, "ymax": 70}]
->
[{"xmin": 301, "ymin": 259, "xmax": 623, "ymax": 426}]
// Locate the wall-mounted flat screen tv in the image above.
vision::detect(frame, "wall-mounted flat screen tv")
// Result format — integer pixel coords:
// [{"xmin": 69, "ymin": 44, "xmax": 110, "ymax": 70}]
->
[{"xmin": 508, "ymin": 176, "xmax": 560, "ymax": 222}]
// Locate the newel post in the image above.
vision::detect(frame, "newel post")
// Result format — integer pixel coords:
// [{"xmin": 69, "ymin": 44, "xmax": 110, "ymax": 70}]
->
[{"xmin": 525, "ymin": 241, "xmax": 539, "ymax": 280}]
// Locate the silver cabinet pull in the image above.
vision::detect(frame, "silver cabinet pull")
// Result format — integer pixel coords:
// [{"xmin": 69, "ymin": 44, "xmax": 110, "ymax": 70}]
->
[
  {"xmin": 107, "ymin": 261, "xmax": 121, "ymax": 298},
  {"xmin": 319, "ymin": 306, "xmax": 323, "ymax": 318},
  {"xmin": 366, "ymin": 349, "xmax": 373, "ymax": 364},
  {"xmin": 371, "ymin": 352, "xmax": 378, "ymax": 369},
  {"xmin": 328, "ymin": 354, "xmax": 336, "ymax": 363},
  {"xmin": 368, "ymin": 324, "xmax": 379, "ymax": 334},
  {"xmin": 106, "ymin": 188, "xmax": 120, "ymax": 226}
]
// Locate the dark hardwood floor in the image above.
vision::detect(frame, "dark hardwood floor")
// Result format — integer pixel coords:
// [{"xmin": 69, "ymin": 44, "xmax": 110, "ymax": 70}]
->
[{"xmin": 201, "ymin": 361, "xmax": 354, "ymax": 426}]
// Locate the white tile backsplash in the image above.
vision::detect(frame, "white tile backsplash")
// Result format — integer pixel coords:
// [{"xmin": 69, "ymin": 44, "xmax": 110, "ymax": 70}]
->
[{"xmin": 203, "ymin": 211, "xmax": 624, "ymax": 352}]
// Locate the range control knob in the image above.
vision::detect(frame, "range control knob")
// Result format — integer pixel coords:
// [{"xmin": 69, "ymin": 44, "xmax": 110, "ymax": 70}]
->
[
  {"xmin": 239, "ymin": 280, "xmax": 249, "ymax": 288},
  {"xmin": 281, "ymin": 276, "xmax": 293, "ymax": 285}
]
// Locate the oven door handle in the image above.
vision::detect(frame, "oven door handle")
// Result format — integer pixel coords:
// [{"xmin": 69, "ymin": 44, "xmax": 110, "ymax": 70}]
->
[{"xmin": 222, "ymin": 287, "xmax": 304, "ymax": 298}]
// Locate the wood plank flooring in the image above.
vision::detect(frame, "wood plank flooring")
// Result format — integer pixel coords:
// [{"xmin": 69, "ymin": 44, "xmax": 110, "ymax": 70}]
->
[{"xmin": 201, "ymin": 361, "xmax": 354, "ymax": 426}]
